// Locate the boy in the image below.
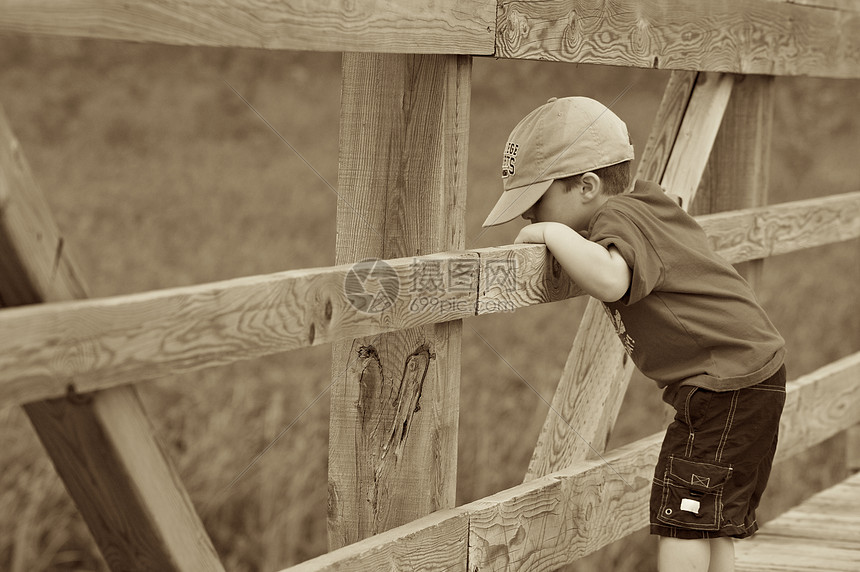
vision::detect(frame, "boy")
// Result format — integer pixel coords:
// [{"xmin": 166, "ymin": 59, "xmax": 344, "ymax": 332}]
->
[{"xmin": 483, "ymin": 97, "xmax": 786, "ymax": 572}]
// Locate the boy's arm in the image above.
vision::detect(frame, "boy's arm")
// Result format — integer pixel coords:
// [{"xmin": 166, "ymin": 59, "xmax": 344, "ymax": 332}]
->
[{"xmin": 515, "ymin": 222, "xmax": 631, "ymax": 303}]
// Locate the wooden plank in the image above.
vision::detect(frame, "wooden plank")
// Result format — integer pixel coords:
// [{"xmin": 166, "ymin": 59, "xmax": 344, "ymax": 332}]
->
[
  {"xmin": 693, "ymin": 74, "xmax": 774, "ymax": 287},
  {"xmin": 469, "ymin": 434, "xmax": 661, "ymax": 571},
  {"xmin": 736, "ymin": 536, "xmax": 860, "ymax": 571},
  {"xmin": 775, "ymin": 352, "xmax": 860, "ymax": 460},
  {"xmin": 281, "ymin": 354, "xmax": 860, "ymax": 572},
  {"xmin": 523, "ymin": 300, "xmax": 632, "ymax": 480},
  {"xmin": 0, "ymin": 0, "xmax": 496, "ymax": 55},
  {"xmin": 495, "ymin": 0, "xmax": 860, "ymax": 79},
  {"xmin": 475, "ymin": 243, "xmax": 585, "ymax": 313},
  {"xmin": 327, "ymin": 53, "xmax": 470, "ymax": 549},
  {"xmin": 635, "ymin": 71, "xmax": 700, "ymax": 184},
  {"xmin": 697, "ymin": 191, "xmax": 860, "ymax": 264},
  {"xmin": 0, "ymin": 252, "xmax": 478, "ymax": 406},
  {"xmin": 524, "ymin": 71, "xmax": 731, "ymax": 481},
  {"xmin": 2, "ymin": 191, "xmax": 859, "ymax": 407},
  {"xmin": 285, "ymin": 509, "xmax": 469, "ymax": 572},
  {"xmin": 777, "ymin": 0, "xmax": 860, "ymax": 11},
  {"xmin": 736, "ymin": 472, "xmax": 860, "ymax": 571},
  {"xmin": 0, "ymin": 112, "xmax": 88, "ymax": 304},
  {"xmin": 467, "ymin": 353, "xmax": 860, "ymax": 571},
  {"xmin": 661, "ymin": 73, "xmax": 736, "ymax": 207},
  {"xmin": 0, "ymin": 105, "xmax": 223, "ymax": 570}
]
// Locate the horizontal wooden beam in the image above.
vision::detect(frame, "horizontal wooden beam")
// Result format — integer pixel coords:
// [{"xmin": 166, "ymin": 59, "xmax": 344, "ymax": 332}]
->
[
  {"xmin": 1, "ymin": 192, "xmax": 858, "ymax": 406},
  {"xmin": 775, "ymin": 353, "xmax": 860, "ymax": 461},
  {"xmin": 496, "ymin": 0, "xmax": 860, "ymax": 78},
  {"xmin": 0, "ymin": 0, "xmax": 496, "ymax": 54},
  {"xmin": 4, "ymin": 0, "xmax": 859, "ymax": 80},
  {"xmin": 281, "ymin": 352, "xmax": 860, "ymax": 571},
  {"xmin": 697, "ymin": 191, "xmax": 860, "ymax": 263},
  {"xmin": 287, "ymin": 510, "xmax": 469, "ymax": 572},
  {"xmin": 0, "ymin": 253, "xmax": 480, "ymax": 405}
]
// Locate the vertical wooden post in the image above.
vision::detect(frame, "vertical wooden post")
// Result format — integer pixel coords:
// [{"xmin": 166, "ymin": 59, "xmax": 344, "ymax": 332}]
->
[
  {"xmin": 328, "ymin": 53, "xmax": 470, "ymax": 549},
  {"xmin": 0, "ymin": 107, "xmax": 223, "ymax": 570},
  {"xmin": 693, "ymin": 74, "xmax": 775, "ymax": 286}
]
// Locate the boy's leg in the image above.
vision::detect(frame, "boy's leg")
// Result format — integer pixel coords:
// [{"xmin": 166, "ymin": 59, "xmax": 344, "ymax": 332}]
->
[
  {"xmin": 708, "ymin": 537, "xmax": 735, "ymax": 572},
  {"xmin": 650, "ymin": 366, "xmax": 786, "ymax": 571},
  {"xmin": 657, "ymin": 537, "xmax": 735, "ymax": 572},
  {"xmin": 658, "ymin": 537, "xmax": 710, "ymax": 572}
]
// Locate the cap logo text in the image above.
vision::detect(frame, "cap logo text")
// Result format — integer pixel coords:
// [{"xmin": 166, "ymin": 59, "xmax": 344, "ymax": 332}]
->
[{"xmin": 502, "ymin": 142, "xmax": 519, "ymax": 179}]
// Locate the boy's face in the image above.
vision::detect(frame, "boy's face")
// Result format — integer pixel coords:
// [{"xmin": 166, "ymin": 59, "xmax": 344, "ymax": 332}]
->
[{"xmin": 521, "ymin": 178, "xmax": 594, "ymax": 232}]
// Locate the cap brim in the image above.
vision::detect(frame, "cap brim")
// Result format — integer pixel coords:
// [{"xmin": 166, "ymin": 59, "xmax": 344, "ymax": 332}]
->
[{"xmin": 481, "ymin": 179, "xmax": 554, "ymax": 228}]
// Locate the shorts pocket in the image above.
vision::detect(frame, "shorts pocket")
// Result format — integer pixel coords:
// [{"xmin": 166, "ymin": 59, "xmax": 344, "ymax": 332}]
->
[{"xmin": 657, "ymin": 456, "xmax": 733, "ymax": 531}]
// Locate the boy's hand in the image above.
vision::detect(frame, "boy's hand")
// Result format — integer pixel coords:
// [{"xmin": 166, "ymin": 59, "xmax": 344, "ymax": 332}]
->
[{"xmin": 515, "ymin": 222, "xmax": 552, "ymax": 245}]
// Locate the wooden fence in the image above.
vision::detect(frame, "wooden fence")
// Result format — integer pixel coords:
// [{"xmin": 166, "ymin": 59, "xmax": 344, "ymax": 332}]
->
[{"xmin": 1, "ymin": 1, "xmax": 859, "ymax": 570}]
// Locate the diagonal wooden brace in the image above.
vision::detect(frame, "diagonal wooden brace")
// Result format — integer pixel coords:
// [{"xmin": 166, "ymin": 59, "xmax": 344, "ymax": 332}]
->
[{"xmin": 0, "ymin": 105, "xmax": 223, "ymax": 571}]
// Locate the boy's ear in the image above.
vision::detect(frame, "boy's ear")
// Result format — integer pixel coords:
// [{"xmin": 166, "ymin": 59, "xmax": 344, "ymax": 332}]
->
[{"xmin": 579, "ymin": 172, "xmax": 603, "ymax": 201}]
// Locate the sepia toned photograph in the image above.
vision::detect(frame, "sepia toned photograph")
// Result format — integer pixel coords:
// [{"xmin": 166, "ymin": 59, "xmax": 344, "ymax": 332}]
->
[{"xmin": 0, "ymin": 2, "xmax": 858, "ymax": 571}]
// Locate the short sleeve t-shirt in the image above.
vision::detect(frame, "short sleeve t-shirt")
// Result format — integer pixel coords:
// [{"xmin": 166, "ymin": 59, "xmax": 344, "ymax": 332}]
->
[{"xmin": 587, "ymin": 179, "xmax": 785, "ymax": 394}]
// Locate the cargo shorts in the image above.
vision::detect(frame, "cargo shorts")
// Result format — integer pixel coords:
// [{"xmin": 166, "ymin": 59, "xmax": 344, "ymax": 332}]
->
[{"xmin": 649, "ymin": 364, "xmax": 787, "ymax": 539}]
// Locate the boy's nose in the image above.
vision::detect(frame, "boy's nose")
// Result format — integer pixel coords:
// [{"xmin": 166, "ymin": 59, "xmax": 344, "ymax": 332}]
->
[{"xmin": 521, "ymin": 207, "xmax": 535, "ymax": 221}]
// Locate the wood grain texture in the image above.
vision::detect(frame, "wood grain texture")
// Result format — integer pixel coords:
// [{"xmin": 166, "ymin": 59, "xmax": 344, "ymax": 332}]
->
[
  {"xmin": 634, "ymin": 71, "xmax": 699, "ymax": 184},
  {"xmin": 692, "ymin": 76, "xmax": 774, "ymax": 216},
  {"xmin": 328, "ymin": 53, "xmax": 470, "ymax": 549},
  {"xmin": 693, "ymin": 75, "xmax": 774, "ymax": 285},
  {"xmin": 0, "ymin": 103, "xmax": 88, "ymax": 304},
  {"xmin": 697, "ymin": 191, "xmax": 860, "ymax": 263},
  {"xmin": 0, "ymin": 105, "xmax": 223, "ymax": 571},
  {"xmin": 474, "ymin": 243, "xmax": 585, "ymax": 313},
  {"xmin": 280, "ymin": 355, "xmax": 860, "ymax": 571},
  {"xmin": 524, "ymin": 70, "xmax": 699, "ymax": 482},
  {"xmin": 776, "ymin": 352, "xmax": 860, "ymax": 461},
  {"xmin": 466, "ymin": 355, "xmax": 860, "ymax": 572},
  {"xmin": 778, "ymin": 0, "xmax": 860, "ymax": 11},
  {"xmin": 469, "ymin": 435, "xmax": 661, "ymax": 572},
  {"xmin": 0, "ymin": 0, "xmax": 496, "ymax": 54},
  {"xmin": 523, "ymin": 300, "xmax": 631, "ymax": 481},
  {"xmin": 285, "ymin": 509, "xmax": 469, "ymax": 572},
  {"xmin": 25, "ymin": 389, "xmax": 225, "ymax": 571},
  {"xmin": 0, "ymin": 252, "xmax": 478, "ymax": 406},
  {"xmin": 496, "ymin": 0, "xmax": 860, "ymax": 78},
  {"xmin": 736, "ymin": 471, "xmax": 860, "ymax": 571},
  {"xmin": 2, "ymin": 191, "xmax": 858, "ymax": 407},
  {"xmin": 661, "ymin": 73, "xmax": 736, "ymax": 206}
]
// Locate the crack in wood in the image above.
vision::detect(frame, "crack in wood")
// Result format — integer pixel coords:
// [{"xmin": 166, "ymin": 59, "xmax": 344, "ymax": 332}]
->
[{"xmin": 353, "ymin": 342, "xmax": 435, "ymax": 531}]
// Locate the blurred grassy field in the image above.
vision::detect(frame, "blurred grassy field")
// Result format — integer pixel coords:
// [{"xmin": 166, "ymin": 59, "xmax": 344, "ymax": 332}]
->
[{"xmin": 0, "ymin": 36, "xmax": 858, "ymax": 571}]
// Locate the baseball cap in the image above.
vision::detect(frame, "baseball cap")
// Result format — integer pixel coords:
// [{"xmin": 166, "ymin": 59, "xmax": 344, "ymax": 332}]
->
[{"xmin": 482, "ymin": 96, "xmax": 635, "ymax": 227}]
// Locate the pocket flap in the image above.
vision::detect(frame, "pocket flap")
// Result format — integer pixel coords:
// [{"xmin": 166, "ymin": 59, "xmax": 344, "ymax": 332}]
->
[{"xmin": 667, "ymin": 456, "xmax": 732, "ymax": 492}]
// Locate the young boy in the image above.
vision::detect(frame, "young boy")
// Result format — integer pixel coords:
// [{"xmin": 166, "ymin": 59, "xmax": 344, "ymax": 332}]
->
[{"xmin": 483, "ymin": 97, "xmax": 786, "ymax": 572}]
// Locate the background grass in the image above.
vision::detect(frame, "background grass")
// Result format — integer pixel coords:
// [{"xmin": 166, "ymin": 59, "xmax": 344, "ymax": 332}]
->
[{"xmin": 0, "ymin": 35, "xmax": 858, "ymax": 571}]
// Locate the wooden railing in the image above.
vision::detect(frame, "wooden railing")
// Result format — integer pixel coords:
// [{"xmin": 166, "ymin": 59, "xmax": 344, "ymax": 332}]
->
[
  {"xmin": 1, "ymin": 1, "xmax": 859, "ymax": 571},
  {"xmin": 0, "ymin": 192, "xmax": 858, "ymax": 407}
]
